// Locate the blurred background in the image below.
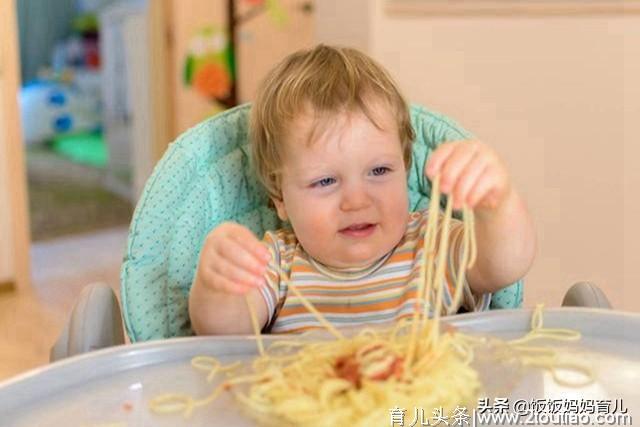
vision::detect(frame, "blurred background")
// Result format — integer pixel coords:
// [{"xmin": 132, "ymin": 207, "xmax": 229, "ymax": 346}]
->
[{"xmin": 0, "ymin": 0, "xmax": 638, "ymax": 380}]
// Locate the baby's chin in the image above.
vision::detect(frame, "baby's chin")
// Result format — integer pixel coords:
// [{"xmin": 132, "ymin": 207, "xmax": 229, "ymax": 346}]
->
[
  {"xmin": 303, "ymin": 228, "xmax": 404, "ymax": 269},
  {"xmin": 313, "ymin": 247, "xmax": 393, "ymax": 270}
]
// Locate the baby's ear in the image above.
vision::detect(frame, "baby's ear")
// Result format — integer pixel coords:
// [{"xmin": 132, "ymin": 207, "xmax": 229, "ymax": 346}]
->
[{"xmin": 272, "ymin": 197, "xmax": 288, "ymax": 221}]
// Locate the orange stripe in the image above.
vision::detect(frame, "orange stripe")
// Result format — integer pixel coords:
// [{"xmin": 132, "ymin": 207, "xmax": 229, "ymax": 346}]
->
[
  {"xmin": 291, "ymin": 251, "xmax": 416, "ymax": 275},
  {"xmin": 286, "ymin": 274, "xmax": 413, "ymax": 295},
  {"xmin": 278, "ymin": 289, "xmax": 420, "ymax": 316}
]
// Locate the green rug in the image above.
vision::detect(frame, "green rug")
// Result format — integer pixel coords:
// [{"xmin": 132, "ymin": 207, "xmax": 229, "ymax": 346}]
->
[{"xmin": 50, "ymin": 132, "xmax": 107, "ymax": 168}]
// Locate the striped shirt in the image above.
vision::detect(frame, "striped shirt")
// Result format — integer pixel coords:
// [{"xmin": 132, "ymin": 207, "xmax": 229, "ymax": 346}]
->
[{"xmin": 259, "ymin": 210, "xmax": 491, "ymax": 334}]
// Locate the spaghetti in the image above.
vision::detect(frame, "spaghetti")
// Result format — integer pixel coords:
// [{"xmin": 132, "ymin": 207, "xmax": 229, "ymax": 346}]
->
[{"xmin": 150, "ymin": 175, "xmax": 592, "ymax": 426}]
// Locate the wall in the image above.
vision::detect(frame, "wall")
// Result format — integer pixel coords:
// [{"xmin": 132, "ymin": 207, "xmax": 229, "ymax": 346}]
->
[
  {"xmin": 315, "ymin": 0, "xmax": 372, "ymax": 52},
  {"xmin": 16, "ymin": 0, "xmax": 75, "ymax": 82},
  {"xmin": 317, "ymin": 1, "xmax": 640, "ymax": 311}
]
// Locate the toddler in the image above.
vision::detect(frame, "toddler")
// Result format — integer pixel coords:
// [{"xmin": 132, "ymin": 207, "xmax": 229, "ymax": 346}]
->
[{"xmin": 189, "ymin": 45, "xmax": 536, "ymax": 335}]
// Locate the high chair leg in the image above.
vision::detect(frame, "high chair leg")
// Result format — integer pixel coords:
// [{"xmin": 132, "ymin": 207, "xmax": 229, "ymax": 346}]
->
[
  {"xmin": 50, "ymin": 282, "xmax": 125, "ymax": 362},
  {"xmin": 561, "ymin": 281, "xmax": 612, "ymax": 309}
]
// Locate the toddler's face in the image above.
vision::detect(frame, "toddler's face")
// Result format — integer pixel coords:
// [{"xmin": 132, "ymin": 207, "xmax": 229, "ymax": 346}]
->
[{"xmin": 273, "ymin": 106, "xmax": 409, "ymax": 268}]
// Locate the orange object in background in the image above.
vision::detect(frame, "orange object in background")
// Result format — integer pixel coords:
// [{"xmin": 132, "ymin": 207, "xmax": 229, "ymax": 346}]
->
[
  {"xmin": 85, "ymin": 40, "xmax": 101, "ymax": 69},
  {"xmin": 193, "ymin": 62, "xmax": 231, "ymax": 99},
  {"xmin": 168, "ymin": 0, "xmax": 314, "ymax": 136}
]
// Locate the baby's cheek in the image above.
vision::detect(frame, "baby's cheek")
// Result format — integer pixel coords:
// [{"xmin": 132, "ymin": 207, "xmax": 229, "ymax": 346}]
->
[
  {"xmin": 388, "ymin": 199, "xmax": 410, "ymax": 238},
  {"xmin": 297, "ymin": 217, "xmax": 331, "ymax": 250}
]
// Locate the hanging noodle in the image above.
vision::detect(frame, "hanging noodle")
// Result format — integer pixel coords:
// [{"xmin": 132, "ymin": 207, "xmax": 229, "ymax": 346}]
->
[{"xmin": 150, "ymin": 175, "xmax": 593, "ymax": 426}]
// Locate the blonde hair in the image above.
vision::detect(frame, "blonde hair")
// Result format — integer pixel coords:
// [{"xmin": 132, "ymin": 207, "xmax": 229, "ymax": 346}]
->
[{"xmin": 250, "ymin": 44, "xmax": 415, "ymax": 201}]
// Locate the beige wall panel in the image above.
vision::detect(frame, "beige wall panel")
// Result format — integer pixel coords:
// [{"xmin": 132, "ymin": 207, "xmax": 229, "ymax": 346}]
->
[
  {"xmin": 314, "ymin": 0, "xmax": 371, "ymax": 52},
  {"xmin": 236, "ymin": 0, "xmax": 315, "ymax": 102},
  {"xmin": 369, "ymin": 3, "xmax": 638, "ymax": 311}
]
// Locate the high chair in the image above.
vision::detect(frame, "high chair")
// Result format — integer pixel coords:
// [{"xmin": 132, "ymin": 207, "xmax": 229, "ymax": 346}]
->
[{"xmin": 50, "ymin": 104, "xmax": 611, "ymax": 361}]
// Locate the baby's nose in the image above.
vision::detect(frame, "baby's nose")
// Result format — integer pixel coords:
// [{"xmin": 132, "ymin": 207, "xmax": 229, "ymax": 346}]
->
[{"xmin": 340, "ymin": 184, "xmax": 371, "ymax": 211}]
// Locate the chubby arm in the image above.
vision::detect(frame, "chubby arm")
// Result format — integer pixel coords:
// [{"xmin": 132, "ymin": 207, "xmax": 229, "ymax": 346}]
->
[
  {"xmin": 189, "ymin": 280, "xmax": 268, "ymax": 335},
  {"xmin": 426, "ymin": 140, "xmax": 536, "ymax": 294},
  {"xmin": 189, "ymin": 222, "xmax": 272, "ymax": 335}
]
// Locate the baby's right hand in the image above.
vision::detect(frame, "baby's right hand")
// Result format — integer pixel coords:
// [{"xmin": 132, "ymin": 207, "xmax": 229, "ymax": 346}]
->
[{"xmin": 196, "ymin": 222, "xmax": 271, "ymax": 295}]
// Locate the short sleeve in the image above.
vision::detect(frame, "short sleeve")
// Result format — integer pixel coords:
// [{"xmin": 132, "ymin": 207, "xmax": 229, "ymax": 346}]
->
[{"xmin": 258, "ymin": 231, "xmax": 282, "ymax": 328}]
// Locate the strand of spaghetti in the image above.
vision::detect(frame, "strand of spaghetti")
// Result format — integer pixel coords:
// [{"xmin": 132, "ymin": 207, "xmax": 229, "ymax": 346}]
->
[
  {"xmin": 150, "ymin": 371, "xmax": 274, "ymax": 418},
  {"xmin": 465, "ymin": 206, "xmax": 477, "ymax": 267},
  {"xmin": 509, "ymin": 329, "xmax": 581, "ymax": 345},
  {"xmin": 419, "ymin": 176, "xmax": 442, "ymax": 329},
  {"xmin": 150, "ymin": 383, "xmax": 225, "ymax": 417},
  {"xmin": 406, "ymin": 176, "xmax": 441, "ymax": 368},
  {"xmin": 191, "ymin": 357, "xmax": 242, "ymax": 383},
  {"xmin": 509, "ymin": 345, "xmax": 557, "ymax": 356},
  {"xmin": 448, "ymin": 209, "xmax": 472, "ymax": 315},
  {"xmin": 531, "ymin": 303, "xmax": 544, "ymax": 329},
  {"xmin": 548, "ymin": 361, "xmax": 595, "ymax": 387},
  {"xmin": 191, "ymin": 356, "xmax": 220, "ymax": 382},
  {"xmin": 428, "ymin": 195, "xmax": 454, "ymax": 347},
  {"xmin": 245, "ymin": 295, "xmax": 265, "ymax": 356},
  {"xmin": 407, "ymin": 190, "xmax": 454, "ymax": 376},
  {"xmin": 512, "ymin": 350, "xmax": 594, "ymax": 387},
  {"xmin": 287, "ymin": 281, "xmax": 346, "ymax": 341},
  {"xmin": 509, "ymin": 305, "xmax": 581, "ymax": 345}
]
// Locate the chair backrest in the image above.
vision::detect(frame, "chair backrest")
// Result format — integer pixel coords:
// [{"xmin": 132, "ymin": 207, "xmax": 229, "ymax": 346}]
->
[{"xmin": 121, "ymin": 103, "xmax": 523, "ymax": 342}]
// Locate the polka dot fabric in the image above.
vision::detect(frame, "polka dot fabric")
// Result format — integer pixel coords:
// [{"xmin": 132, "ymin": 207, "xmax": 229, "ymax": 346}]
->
[{"xmin": 120, "ymin": 104, "xmax": 523, "ymax": 342}]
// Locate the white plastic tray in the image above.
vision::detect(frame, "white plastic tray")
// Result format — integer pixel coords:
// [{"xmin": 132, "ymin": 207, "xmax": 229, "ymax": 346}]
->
[{"xmin": 2, "ymin": 308, "xmax": 639, "ymax": 426}]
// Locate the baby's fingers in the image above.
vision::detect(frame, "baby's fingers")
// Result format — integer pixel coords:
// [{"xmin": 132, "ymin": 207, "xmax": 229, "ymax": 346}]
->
[
  {"xmin": 452, "ymin": 158, "xmax": 487, "ymax": 210},
  {"xmin": 467, "ymin": 168, "xmax": 500, "ymax": 209},
  {"xmin": 211, "ymin": 248, "xmax": 265, "ymax": 294},
  {"xmin": 223, "ymin": 223, "xmax": 271, "ymax": 268},
  {"xmin": 210, "ymin": 270, "xmax": 261, "ymax": 295},
  {"xmin": 224, "ymin": 235, "xmax": 269, "ymax": 275},
  {"xmin": 219, "ymin": 240, "xmax": 268, "ymax": 283},
  {"xmin": 438, "ymin": 142, "xmax": 479, "ymax": 195},
  {"xmin": 425, "ymin": 141, "xmax": 457, "ymax": 179}
]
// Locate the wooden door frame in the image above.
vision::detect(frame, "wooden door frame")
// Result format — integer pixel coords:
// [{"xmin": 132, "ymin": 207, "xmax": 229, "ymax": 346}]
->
[
  {"xmin": 0, "ymin": 0, "xmax": 31, "ymax": 291},
  {"xmin": 149, "ymin": 0, "xmax": 175, "ymax": 157},
  {"xmin": 0, "ymin": 0, "xmax": 173, "ymax": 292}
]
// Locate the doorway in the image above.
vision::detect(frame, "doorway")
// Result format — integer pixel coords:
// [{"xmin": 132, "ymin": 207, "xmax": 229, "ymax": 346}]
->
[{"xmin": 17, "ymin": 0, "xmax": 140, "ymax": 241}]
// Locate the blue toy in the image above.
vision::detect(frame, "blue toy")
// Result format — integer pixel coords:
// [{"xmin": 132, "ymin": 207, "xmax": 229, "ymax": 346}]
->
[{"xmin": 19, "ymin": 80, "xmax": 101, "ymax": 144}]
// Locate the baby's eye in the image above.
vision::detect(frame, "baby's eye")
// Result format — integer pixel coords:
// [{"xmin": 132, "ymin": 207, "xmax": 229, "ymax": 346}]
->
[
  {"xmin": 371, "ymin": 166, "xmax": 391, "ymax": 176},
  {"xmin": 312, "ymin": 177, "xmax": 336, "ymax": 188}
]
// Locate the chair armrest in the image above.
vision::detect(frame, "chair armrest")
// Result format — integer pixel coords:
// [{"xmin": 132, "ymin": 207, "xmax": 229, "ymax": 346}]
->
[
  {"xmin": 50, "ymin": 282, "xmax": 125, "ymax": 362},
  {"xmin": 561, "ymin": 281, "xmax": 612, "ymax": 309}
]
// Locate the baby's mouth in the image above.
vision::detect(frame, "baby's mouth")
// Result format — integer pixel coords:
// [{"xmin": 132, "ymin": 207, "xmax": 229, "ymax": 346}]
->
[{"xmin": 339, "ymin": 223, "xmax": 377, "ymax": 237}]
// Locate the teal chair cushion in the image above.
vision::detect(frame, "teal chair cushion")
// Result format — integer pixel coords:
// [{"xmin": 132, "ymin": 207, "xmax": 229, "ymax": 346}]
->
[{"xmin": 121, "ymin": 103, "xmax": 523, "ymax": 342}]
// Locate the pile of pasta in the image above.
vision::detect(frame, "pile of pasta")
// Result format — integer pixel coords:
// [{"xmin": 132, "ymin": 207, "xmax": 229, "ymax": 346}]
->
[{"xmin": 150, "ymin": 177, "xmax": 592, "ymax": 426}]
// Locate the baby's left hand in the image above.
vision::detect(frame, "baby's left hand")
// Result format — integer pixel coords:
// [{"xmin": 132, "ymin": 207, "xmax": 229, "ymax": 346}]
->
[{"xmin": 425, "ymin": 140, "xmax": 512, "ymax": 211}]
